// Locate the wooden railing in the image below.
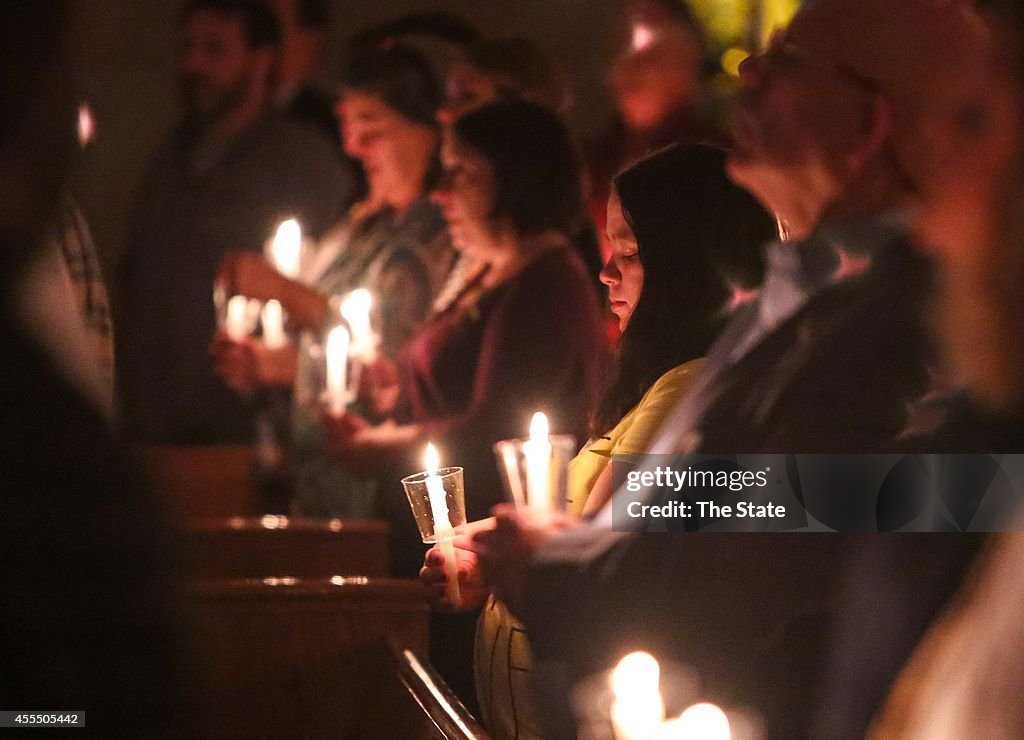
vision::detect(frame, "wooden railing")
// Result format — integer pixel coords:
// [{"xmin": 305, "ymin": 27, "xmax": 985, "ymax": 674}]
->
[
  {"xmin": 181, "ymin": 516, "xmax": 389, "ymax": 579},
  {"xmin": 393, "ymin": 647, "xmax": 491, "ymax": 740}
]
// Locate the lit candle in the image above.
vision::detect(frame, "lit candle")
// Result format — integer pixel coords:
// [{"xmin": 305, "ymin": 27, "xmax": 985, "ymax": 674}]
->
[
  {"xmin": 271, "ymin": 218, "xmax": 303, "ymax": 279},
  {"xmin": 632, "ymin": 22, "xmax": 655, "ymax": 51},
  {"xmin": 325, "ymin": 325, "xmax": 350, "ymax": 416},
  {"xmin": 261, "ymin": 299, "xmax": 288, "ymax": 349},
  {"xmin": 660, "ymin": 703, "xmax": 731, "ymax": 740},
  {"xmin": 611, "ymin": 651, "xmax": 665, "ymax": 740},
  {"xmin": 425, "ymin": 443, "xmax": 461, "ymax": 606},
  {"xmin": 225, "ymin": 295, "xmax": 252, "ymax": 341},
  {"xmin": 340, "ymin": 288, "xmax": 377, "ymax": 362},
  {"xmin": 524, "ymin": 411, "xmax": 552, "ymax": 514}
]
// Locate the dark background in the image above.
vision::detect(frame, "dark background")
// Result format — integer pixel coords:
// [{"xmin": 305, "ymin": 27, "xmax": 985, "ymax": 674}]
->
[{"xmin": 68, "ymin": 1, "xmax": 632, "ymax": 267}]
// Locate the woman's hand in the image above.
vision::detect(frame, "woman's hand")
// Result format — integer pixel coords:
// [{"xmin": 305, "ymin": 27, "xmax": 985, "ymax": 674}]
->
[
  {"xmin": 420, "ymin": 543, "xmax": 489, "ymax": 612},
  {"xmin": 210, "ymin": 333, "xmax": 298, "ymax": 394},
  {"xmin": 358, "ymin": 355, "xmax": 402, "ymax": 418},
  {"xmin": 219, "ymin": 251, "xmax": 292, "ymax": 304},
  {"xmin": 210, "ymin": 332, "xmax": 258, "ymax": 395},
  {"xmin": 322, "ymin": 414, "xmax": 418, "ymax": 475},
  {"xmin": 251, "ymin": 341, "xmax": 298, "ymax": 388},
  {"xmin": 470, "ymin": 504, "xmax": 578, "ymax": 618}
]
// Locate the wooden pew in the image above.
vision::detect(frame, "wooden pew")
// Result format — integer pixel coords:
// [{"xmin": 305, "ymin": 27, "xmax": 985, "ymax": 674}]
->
[
  {"xmin": 136, "ymin": 444, "xmax": 257, "ymax": 519},
  {"xmin": 182, "ymin": 517, "xmax": 389, "ymax": 579},
  {"xmin": 188, "ymin": 577, "xmax": 431, "ymax": 739}
]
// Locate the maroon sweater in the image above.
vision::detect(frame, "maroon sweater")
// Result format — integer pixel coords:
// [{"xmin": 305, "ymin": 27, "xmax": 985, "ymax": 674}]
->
[{"xmin": 401, "ymin": 248, "xmax": 607, "ymax": 519}]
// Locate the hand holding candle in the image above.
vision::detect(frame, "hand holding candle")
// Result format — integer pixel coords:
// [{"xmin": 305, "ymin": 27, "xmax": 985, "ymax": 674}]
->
[
  {"xmin": 423, "ymin": 444, "xmax": 461, "ymax": 606},
  {"xmin": 493, "ymin": 413, "xmax": 576, "ymax": 514},
  {"xmin": 401, "ymin": 445, "xmax": 467, "ymax": 608}
]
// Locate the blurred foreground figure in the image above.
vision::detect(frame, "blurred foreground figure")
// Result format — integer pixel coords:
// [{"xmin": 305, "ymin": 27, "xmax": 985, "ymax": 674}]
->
[
  {"xmin": 473, "ymin": 1, "xmax": 994, "ymax": 738},
  {"xmin": 117, "ymin": 0, "xmax": 352, "ymax": 444},
  {"xmin": 0, "ymin": 4, "xmax": 189, "ymax": 734},
  {"xmin": 872, "ymin": 2, "xmax": 1024, "ymax": 737}
]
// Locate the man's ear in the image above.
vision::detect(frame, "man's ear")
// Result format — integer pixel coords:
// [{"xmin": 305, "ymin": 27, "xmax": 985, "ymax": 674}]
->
[{"xmin": 845, "ymin": 92, "xmax": 894, "ymax": 174}]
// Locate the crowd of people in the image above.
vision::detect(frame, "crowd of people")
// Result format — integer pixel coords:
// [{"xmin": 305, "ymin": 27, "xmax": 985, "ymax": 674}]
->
[{"xmin": 5, "ymin": 0, "xmax": 1024, "ymax": 737}]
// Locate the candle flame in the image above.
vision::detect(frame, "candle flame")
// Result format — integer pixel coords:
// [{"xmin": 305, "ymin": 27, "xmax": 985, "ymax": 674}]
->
[
  {"xmin": 610, "ymin": 651, "xmax": 664, "ymax": 739},
  {"xmin": 272, "ymin": 219, "xmax": 302, "ymax": 278},
  {"xmin": 670, "ymin": 703, "xmax": 731, "ymax": 740},
  {"xmin": 631, "ymin": 23, "xmax": 655, "ymax": 51},
  {"xmin": 611, "ymin": 651, "xmax": 660, "ymax": 698},
  {"xmin": 424, "ymin": 443, "xmax": 440, "ymax": 474},
  {"xmin": 529, "ymin": 411, "xmax": 549, "ymax": 442},
  {"xmin": 341, "ymin": 288, "xmax": 373, "ymax": 321}
]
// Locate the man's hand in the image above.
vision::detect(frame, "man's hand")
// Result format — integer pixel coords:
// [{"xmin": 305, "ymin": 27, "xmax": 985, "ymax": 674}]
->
[{"xmin": 470, "ymin": 504, "xmax": 578, "ymax": 618}]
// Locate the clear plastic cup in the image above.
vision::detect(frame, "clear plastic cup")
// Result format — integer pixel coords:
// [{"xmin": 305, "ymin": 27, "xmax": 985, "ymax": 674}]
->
[
  {"xmin": 493, "ymin": 434, "xmax": 576, "ymax": 512},
  {"xmin": 400, "ymin": 466, "xmax": 467, "ymax": 543}
]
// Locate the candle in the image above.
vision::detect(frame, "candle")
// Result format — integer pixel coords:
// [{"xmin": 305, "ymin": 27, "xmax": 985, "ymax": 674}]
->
[
  {"xmin": 325, "ymin": 325, "xmax": 350, "ymax": 415},
  {"xmin": 261, "ymin": 299, "xmax": 288, "ymax": 349},
  {"xmin": 225, "ymin": 295, "xmax": 252, "ymax": 341},
  {"xmin": 425, "ymin": 443, "xmax": 461, "ymax": 605},
  {"xmin": 523, "ymin": 411, "xmax": 552, "ymax": 514},
  {"xmin": 610, "ymin": 651, "xmax": 665, "ymax": 740},
  {"xmin": 340, "ymin": 288, "xmax": 377, "ymax": 363},
  {"xmin": 271, "ymin": 218, "xmax": 303, "ymax": 279},
  {"xmin": 661, "ymin": 703, "xmax": 731, "ymax": 740}
]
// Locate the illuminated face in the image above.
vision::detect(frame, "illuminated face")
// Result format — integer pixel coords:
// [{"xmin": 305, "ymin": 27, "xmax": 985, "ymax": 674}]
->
[
  {"xmin": 600, "ymin": 191, "xmax": 644, "ymax": 330},
  {"xmin": 178, "ymin": 10, "xmax": 261, "ymax": 121},
  {"xmin": 726, "ymin": 12, "xmax": 873, "ymax": 226},
  {"xmin": 610, "ymin": 27, "xmax": 701, "ymax": 131},
  {"xmin": 438, "ymin": 63, "xmax": 500, "ymax": 125},
  {"xmin": 431, "ymin": 132, "xmax": 498, "ymax": 258},
  {"xmin": 915, "ymin": 45, "xmax": 1023, "ymax": 265},
  {"xmin": 338, "ymin": 90, "xmax": 435, "ymax": 204}
]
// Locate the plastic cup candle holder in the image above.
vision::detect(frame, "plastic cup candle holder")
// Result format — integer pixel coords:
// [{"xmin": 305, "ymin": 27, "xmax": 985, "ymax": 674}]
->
[
  {"xmin": 401, "ymin": 444, "xmax": 467, "ymax": 604},
  {"xmin": 493, "ymin": 411, "xmax": 576, "ymax": 514}
]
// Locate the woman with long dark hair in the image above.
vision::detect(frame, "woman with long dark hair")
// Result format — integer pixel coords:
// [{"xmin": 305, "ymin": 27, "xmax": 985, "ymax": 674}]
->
[
  {"xmin": 574, "ymin": 143, "xmax": 775, "ymax": 512},
  {"xmin": 423, "ymin": 143, "xmax": 775, "ymax": 739}
]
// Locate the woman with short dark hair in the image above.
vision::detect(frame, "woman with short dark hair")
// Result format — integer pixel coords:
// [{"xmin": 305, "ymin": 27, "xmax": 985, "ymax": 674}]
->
[
  {"xmin": 213, "ymin": 43, "xmax": 454, "ymax": 517},
  {"xmin": 328, "ymin": 99, "xmax": 606, "ymax": 531}
]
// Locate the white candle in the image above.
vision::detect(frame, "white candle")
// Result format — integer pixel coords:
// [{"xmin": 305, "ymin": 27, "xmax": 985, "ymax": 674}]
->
[
  {"xmin": 524, "ymin": 411, "xmax": 552, "ymax": 514},
  {"xmin": 261, "ymin": 299, "xmax": 288, "ymax": 349},
  {"xmin": 271, "ymin": 218, "xmax": 303, "ymax": 279},
  {"xmin": 610, "ymin": 652, "xmax": 665, "ymax": 740},
  {"xmin": 340, "ymin": 288, "xmax": 377, "ymax": 363},
  {"xmin": 659, "ymin": 703, "xmax": 731, "ymax": 740},
  {"xmin": 325, "ymin": 325, "xmax": 350, "ymax": 416},
  {"xmin": 425, "ymin": 443, "xmax": 461, "ymax": 605},
  {"xmin": 225, "ymin": 295, "xmax": 252, "ymax": 341}
]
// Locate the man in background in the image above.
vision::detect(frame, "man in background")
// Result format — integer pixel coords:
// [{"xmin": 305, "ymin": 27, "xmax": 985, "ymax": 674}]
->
[{"xmin": 117, "ymin": 0, "xmax": 353, "ymax": 444}]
